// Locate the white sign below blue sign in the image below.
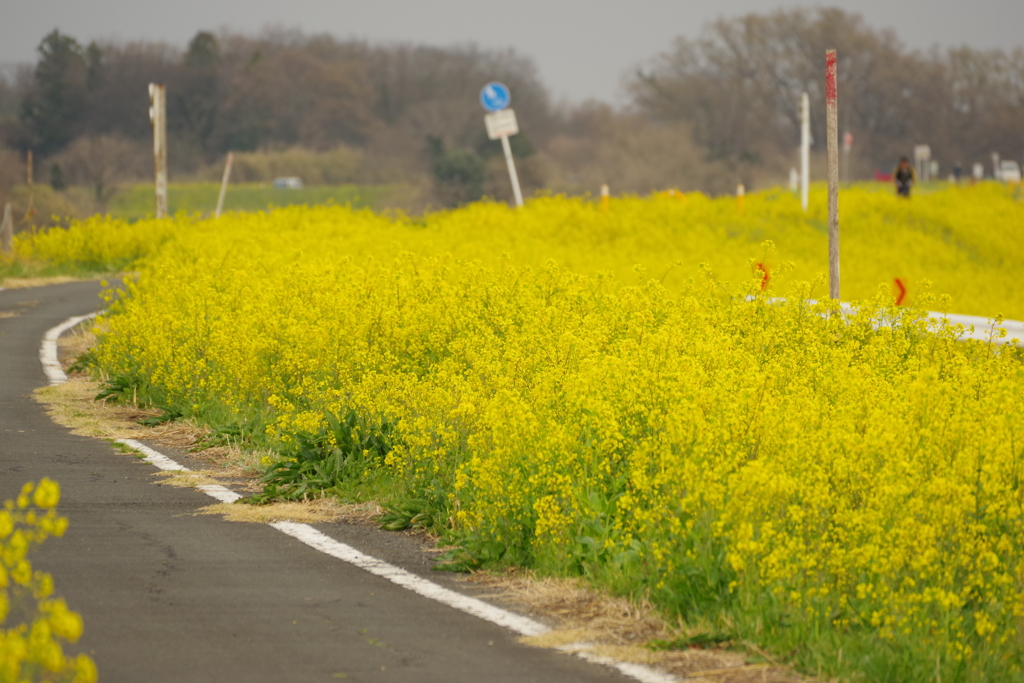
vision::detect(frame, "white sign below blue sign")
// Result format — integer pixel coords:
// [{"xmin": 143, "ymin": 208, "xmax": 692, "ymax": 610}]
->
[{"xmin": 480, "ymin": 82, "xmax": 511, "ymax": 112}]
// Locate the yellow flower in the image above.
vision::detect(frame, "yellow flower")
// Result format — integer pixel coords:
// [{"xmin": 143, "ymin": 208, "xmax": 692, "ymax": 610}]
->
[{"xmin": 32, "ymin": 478, "xmax": 60, "ymax": 509}]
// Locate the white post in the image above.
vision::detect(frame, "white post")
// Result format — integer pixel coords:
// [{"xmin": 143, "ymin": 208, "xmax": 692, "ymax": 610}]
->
[
  {"xmin": 149, "ymin": 83, "xmax": 168, "ymax": 219},
  {"xmin": 825, "ymin": 50, "xmax": 840, "ymax": 301},
  {"xmin": 215, "ymin": 152, "xmax": 234, "ymax": 218},
  {"xmin": 800, "ymin": 91, "xmax": 810, "ymax": 212},
  {"xmin": 25, "ymin": 150, "xmax": 35, "ymax": 229},
  {"xmin": 500, "ymin": 134, "xmax": 523, "ymax": 208},
  {"xmin": 842, "ymin": 132, "xmax": 851, "ymax": 183},
  {"xmin": 0, "ymin": 203, "xmax": 12, "ymax": 254}
]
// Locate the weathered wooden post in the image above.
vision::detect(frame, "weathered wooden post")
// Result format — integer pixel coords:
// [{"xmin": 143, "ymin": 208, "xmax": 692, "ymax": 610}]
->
[
  {"xmin": 825, "ymin": 50, "xmax": 840, "ymax": 301},
  {"xmin": 0, "ymin": 203, "xmax": 13, "ymax": 254},
  {"xmin": 149, "ymin": 83, "xmax": 168, "ymax": 219}
]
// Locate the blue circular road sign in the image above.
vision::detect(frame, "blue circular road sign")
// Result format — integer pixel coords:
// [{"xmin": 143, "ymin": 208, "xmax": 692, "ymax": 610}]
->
[{"xmin": 480, "ymin": 82, "xmax": 511, "ymax": 112}]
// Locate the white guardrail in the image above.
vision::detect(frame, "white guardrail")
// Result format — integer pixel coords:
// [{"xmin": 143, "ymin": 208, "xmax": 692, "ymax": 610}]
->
[
  {"xmin": 934, "ymin": 311, "xmax": 1024, "ymax": 346},
  {"xmin": 750, "ymin": 298, "xmax": 1024, "ymax": 348}
]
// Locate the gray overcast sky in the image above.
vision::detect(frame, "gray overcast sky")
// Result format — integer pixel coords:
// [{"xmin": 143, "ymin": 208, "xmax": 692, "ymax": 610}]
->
[{"xmin": 2, "ymin": 0, "xmax": 1023, "ymax": 103}]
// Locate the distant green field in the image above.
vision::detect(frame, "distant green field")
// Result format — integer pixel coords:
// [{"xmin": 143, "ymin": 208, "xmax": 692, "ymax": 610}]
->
[{"xmin": 108, "ymin": 182, "xmax": 402, "ymax": 221}]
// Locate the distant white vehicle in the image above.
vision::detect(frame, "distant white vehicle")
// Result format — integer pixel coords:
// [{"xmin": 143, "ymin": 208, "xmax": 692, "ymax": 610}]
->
[
  {"xmin": 998, "ymin": 160, "xmax": 1021, "ymax": 183},
  {"xmin": 272, "ymin": 177, "xmax": 304, "ymax": 189}
]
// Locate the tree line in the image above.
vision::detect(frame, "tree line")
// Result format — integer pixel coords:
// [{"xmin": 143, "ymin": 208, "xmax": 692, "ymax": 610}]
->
[
  {"xmin": 1, "ymin": 8, "xmax": 1021, "ymax": 218},
  {"xmin": 631, "ymin": 8, "xmax": 1024, "ymax": 178}
]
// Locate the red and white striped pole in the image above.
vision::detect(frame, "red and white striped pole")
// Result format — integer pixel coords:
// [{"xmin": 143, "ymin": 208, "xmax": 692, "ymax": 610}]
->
[{"xmin": 825, "ymin": 49, "xmax": 840, "ymax": 301}]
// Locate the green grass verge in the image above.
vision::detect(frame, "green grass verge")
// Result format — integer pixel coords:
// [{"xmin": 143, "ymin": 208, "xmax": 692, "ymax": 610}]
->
[{"xmin": 107, "ymin": 182, "xmax": 403, "ymax": 221}]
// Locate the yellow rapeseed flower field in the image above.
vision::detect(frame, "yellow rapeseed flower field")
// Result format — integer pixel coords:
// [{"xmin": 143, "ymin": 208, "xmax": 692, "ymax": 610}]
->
[
  {"xmin": 14, "ymin": 182, "xmax": 1024, "ymax": 319},
  {"xmin": 1, "ymin": 480, "xmax": 97, "ymax": 683},
  {"xmin": 14, "ymin": 182, "xmax": 1024, "ymax": 681}
]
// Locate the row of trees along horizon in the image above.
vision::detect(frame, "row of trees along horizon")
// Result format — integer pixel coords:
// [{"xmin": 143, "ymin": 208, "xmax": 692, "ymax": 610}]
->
[{"xmin": 1, "ymin": 7, "xmax": 1022, "ymax": 223}]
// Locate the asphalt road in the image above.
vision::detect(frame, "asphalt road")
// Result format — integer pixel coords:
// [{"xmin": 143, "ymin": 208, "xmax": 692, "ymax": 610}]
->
[{"xmin": 0, "ymin": 281, "xmax": 629, "ymax": 683}]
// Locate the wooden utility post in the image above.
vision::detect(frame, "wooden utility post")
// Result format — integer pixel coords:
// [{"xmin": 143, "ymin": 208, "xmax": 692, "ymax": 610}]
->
[
  {"xmin": 1, "ymin": 203, "xmax": 13, "ymax": 254},
  {"xmin": 149, "ymin": 83, "xmax": 168, "ymax": 219},
  {"xmin": 215, "ymin": 152, "xmax": 234, "ymax": 218},
  {"xmin": 825, "ymin": 50, "xmax": 840, "ymax": 301}
]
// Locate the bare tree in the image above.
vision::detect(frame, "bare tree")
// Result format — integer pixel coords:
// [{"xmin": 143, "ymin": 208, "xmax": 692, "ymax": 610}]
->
[
  {"xmin": 629, "ymin": 9, "xmax": 965, "ymax": 175},
  {"xmin": 50, "ymin": 135, "xmax": 149, "ymax": 209},
  {"xmin": 940, "ymin": 47, "xmax": 1024, "ymax": 166},
  {"xmin": 542, "ymin": 103, "xmax": 734, "ymax": 195},
  {"xmin": 5, "ymin": 17, "xmax": 1022, "ymax": 207}
]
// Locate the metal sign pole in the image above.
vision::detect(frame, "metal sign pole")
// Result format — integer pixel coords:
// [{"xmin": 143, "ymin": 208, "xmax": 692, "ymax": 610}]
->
[
  {"xmin": 500, "ymin": 135, "xmax": 523, "ymax": 208},
  {"xmin": 480, "ymin": 82, "xmax": 524, "ymax": 208}
]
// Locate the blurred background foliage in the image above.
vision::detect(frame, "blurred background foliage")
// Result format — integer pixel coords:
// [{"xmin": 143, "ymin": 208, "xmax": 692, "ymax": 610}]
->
[{"xmin": 0, "ymin": 8, "xmax": 1022, "ymax": 224}]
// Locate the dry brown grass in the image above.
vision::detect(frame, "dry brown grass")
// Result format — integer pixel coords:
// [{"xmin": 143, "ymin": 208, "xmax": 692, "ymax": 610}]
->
[
  {"xmin": 469, "ymin": 571, "xmax": 805, "ymax": 682},
  {"xmin": 198, "ymin": 499, "xmax": 382, "ymax": 525},
  {"xmin": 1, "ymin": 276, "xmax": 81, "ymax": 289},
  {"xmin": 36, "ymin": 377, "xmax": 193, "ymax": 441},
  {"xmin": 57, "ymin": 325, "xmax": 97, "ymax": 363},
  {"xmin": 35, "ymin": 374, "xmax": 277, "ymax": 484},
  {"xmin": 154, "ymin": 470, "xmax": 224, "ymax": 488}
]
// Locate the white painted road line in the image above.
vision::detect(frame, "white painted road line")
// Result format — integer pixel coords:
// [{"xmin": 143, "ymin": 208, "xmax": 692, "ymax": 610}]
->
[
  {"xmin": 117, "ymin": 439, "xmax": 189, "ymax": 472},
  {"xmin": 269, "ymin": 520, "xmax": 549, "ymax": 638},
  {"xmin": 47, "ymin": 313, "xmax": 682, "ymax": 683},
  {"xmin": 558, "ymin": 644, "xmax": 680, "ymax": 683},
  {"xmin": 41, "ymin": 313, "xmax": 99, "ymax": 385},
  {"xmin": 196, "ymin": 484, "xmax": 244, "ymax": 503}
]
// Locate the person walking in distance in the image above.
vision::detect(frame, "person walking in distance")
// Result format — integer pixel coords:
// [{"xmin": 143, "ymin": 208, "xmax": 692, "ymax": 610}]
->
[{"xmin": 893, "ymin": 156, "xmax": 917, "ymax": 197}]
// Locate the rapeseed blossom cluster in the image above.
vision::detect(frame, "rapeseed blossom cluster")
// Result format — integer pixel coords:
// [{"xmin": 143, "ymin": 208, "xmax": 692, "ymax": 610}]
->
[
  {"xmin": 1, "ymin": 480, "xmax": 97, "ymax": 683},
  {"xmin": 14, "ymin": 182, "xmax": 1024, "ymax": 319},
  {"xmin": 35, "ymin": 183, "xmax": 1024, "ymax": 680}
]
